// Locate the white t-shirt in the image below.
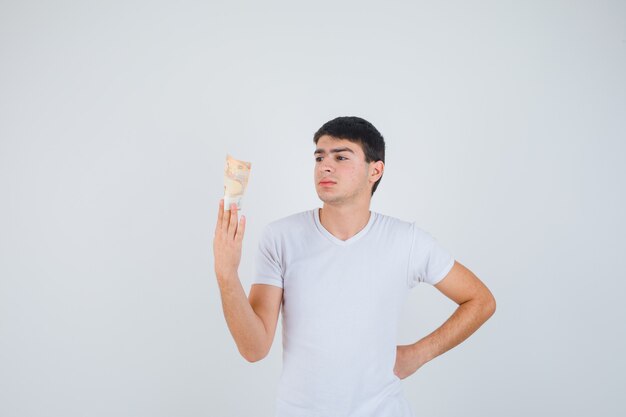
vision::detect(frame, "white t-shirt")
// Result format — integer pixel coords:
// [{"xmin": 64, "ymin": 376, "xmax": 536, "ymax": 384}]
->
[{"xmin": 253, "ymin": 208, "xmax": 455, "ymax": 417}]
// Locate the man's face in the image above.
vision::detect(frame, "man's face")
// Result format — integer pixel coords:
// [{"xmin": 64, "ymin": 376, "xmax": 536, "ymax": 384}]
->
[{"xmin": 313, "ymin": 135, "xmax": 377, "ymax": 205}]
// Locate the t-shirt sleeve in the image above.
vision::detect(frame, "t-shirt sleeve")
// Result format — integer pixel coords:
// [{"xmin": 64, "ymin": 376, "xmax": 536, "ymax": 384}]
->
[
  {"xmin": 407, "ymin": 223, "xmax": 455, "ymax": 288},
  {"xmin": 252, "ymin": 224, "xmax": 284, "ymax": 289}
]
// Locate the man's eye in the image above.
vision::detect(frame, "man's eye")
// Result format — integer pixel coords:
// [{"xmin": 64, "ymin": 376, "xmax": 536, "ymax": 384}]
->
[
  {"xmin": 337, "ymin": 156, "xmax": 347, "ymax": 160},
  {"xmin": 315, "ymin": 157, "xmax": 322, "ymax": 162}
]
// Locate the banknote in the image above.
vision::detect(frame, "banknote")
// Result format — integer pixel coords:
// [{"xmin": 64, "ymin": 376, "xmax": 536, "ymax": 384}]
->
[{"xmin": 223, "ymin": 154, "xmax": 251, "ymax": 210}]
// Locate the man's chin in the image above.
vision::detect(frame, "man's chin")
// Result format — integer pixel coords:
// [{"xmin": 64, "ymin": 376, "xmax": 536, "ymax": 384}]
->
[{"xmin": 317, "ymin": 194, "xmax": 342, "ymax": 205}]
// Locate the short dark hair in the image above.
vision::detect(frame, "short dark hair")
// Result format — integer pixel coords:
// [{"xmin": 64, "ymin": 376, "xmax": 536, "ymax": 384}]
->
[{"xmin": 313, "ymin": 116, "xmax": 385, "ymax": 196}]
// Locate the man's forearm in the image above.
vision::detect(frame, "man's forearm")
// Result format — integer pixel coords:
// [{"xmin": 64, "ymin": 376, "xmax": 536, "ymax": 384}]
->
[
  {"xmin": 217, "ymin": 272, "xmax": 267, "ymax": 362},
  {"xmin": 411, "ymin": 296, "xmax": 495, "ymax": 367}
]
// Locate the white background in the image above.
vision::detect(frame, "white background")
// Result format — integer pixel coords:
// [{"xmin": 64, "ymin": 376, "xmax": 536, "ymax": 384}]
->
[{"xmin": 1, "ymin": 1, "xmax": 625, "ymax": 416}]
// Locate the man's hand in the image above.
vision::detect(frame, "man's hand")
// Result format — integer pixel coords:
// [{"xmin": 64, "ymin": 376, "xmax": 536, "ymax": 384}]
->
[
  {"xmin": 393, "ymin": 344, "xmax": 426, "ymax": 380},
  {"xmin": 213, "ymin": 199, "xmax": 246, "ymax": 280}
]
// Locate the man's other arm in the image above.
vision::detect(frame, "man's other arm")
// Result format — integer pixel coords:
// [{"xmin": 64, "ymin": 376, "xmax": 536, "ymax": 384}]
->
[
  {"xmin": 395, "ymin": 260, "xmax": 496, "ymax": 378},
  {"xmin": 213, "ymin": 199, "xmax": 283, "ymax": 363}
]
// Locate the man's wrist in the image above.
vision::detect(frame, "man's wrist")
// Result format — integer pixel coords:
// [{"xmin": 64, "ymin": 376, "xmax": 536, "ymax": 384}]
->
[
  {"xmin": 216, "ymin": 269, "xmax": 239, "ymax": 283},
  {"xmin": 410, "ymin": 339, "xmax": 434, "ymax": 368}
]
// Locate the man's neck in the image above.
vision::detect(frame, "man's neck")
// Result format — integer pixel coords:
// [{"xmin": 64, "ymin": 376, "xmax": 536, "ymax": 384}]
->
[{"xmin": 319, "ymin": 202, "xmax": 371, "ymax": 241}]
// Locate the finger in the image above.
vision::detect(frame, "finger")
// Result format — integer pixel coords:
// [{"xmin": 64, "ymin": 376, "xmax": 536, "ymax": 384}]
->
[
  {"xmin": 235, "ymin": 215, "xmax": 246, "ymax": 241},
  {"xmin": 227, "ymin": 203, "xmax": 238, "ymax": 238},
  {"xmin": 221, "ymin": 200, "xmax": 231, "ymax": 234},
  {"xmin": 216, "ymin": 198, "xmax": 224, "ymax": 231}
]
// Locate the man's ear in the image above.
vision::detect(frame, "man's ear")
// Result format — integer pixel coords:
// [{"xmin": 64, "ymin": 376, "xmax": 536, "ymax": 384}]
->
[{"xmin": 370, "ymin": 160, "xmax": 384, "ymax": 182}]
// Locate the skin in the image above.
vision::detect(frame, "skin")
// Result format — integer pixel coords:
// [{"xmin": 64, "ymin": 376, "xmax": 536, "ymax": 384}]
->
[
  {"xmin": 313, "ymin": 135, "xmax": 384, "ymax": 240},
  {"xmin": 214, "ymin": 134, "xmax": 496, "ymax": 377}
]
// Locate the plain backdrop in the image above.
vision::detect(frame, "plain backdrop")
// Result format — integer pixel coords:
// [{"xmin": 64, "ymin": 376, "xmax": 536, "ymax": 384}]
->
[{"xmin": 1, "ymin": 1, "xmax": 625, "ymax": 416}]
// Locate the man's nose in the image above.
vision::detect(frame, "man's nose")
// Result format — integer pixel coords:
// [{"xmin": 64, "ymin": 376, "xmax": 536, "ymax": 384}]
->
[{"xmin": 319, "ymin": 161, "xmax": 334, "ymax": 173}]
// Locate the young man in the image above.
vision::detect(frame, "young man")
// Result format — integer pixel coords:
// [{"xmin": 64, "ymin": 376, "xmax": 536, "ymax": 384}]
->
[{"xmin": 213, "ymin": 116, "xmax": 496, "ymax": 417}]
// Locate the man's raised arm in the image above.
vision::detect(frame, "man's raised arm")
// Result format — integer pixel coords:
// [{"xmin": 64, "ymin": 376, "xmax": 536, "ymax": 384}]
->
[{"xmin": 213, "ymin": 199, "xmax": 269, "ymax": 362}]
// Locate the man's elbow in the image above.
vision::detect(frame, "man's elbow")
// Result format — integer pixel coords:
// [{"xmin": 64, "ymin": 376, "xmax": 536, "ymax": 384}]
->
[
  {"xmin": 245, "ymin": 353, "xmax": 267, "ymax": 363},
  {"xmin": 481, "ymin": 292, "xmax": 496, "ymax": 319},
  {"xmin": 241, "ymin": 347, "xmax": 269, "ymax": 363}
]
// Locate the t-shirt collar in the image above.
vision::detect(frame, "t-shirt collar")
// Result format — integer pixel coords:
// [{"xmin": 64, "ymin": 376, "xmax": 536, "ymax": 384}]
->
[{"xmin": 313, "ymin": 207, "xmax": 376, "ymax": 246}]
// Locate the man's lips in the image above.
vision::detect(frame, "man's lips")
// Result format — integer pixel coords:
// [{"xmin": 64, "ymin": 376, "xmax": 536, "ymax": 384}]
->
[{"xmin": 319, "ymin": 180, "xmax": 336, "ymax": 185}]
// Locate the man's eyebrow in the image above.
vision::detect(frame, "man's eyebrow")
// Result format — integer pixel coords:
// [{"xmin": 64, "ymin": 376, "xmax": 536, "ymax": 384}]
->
[{"xmin": 313, "ymin": 147, "xmax": 355, "ymax": 155}]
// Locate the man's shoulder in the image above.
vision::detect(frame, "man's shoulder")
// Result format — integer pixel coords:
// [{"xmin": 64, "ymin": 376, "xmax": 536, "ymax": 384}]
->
[
  {"xmin": 372, "ymin": 210, "xmax": 415, "ymax": 232},
  {"xmin": 375, "ymin": 211, "xmax": 445, "ymax": 248}
]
